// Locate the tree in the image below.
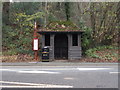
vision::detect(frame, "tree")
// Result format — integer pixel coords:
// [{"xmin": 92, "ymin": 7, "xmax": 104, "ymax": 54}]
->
[
  {"xmin": 2, "ymin": 2, "xmax": 10, "ymax": 25},
  {"xmin": 64, "ymin": 2, "xmax": 70, "ymax": 21}
]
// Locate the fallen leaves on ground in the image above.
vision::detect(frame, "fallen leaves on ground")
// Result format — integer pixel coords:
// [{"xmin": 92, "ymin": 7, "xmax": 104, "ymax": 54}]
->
[{"xmin": 1, "ymin": 55, "xmax": 118, "ymax": 63}]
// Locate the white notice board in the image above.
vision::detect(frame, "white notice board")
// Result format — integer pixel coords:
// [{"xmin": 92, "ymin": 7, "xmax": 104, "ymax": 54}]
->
[{"xmin": 33, "ymin": 38, "xmax": 38, "ymax": 51}]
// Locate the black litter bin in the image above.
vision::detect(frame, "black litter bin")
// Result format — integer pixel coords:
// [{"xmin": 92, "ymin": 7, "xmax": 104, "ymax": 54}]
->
[{"xmin": 41, "ymin": 47, "xmax": 49, "ymax": 62}]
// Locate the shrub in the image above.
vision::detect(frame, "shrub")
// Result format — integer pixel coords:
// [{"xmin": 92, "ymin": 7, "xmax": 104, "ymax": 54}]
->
[{"xmin": 85, "ymin": 45, "xmax": 118, "ymax": 60}]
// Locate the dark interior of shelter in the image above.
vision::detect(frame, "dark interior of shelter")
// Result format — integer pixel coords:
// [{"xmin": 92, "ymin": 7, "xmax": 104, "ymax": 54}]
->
[{"xmin": 54, "ymin": 34, "xmax": 68, "ymax": 59}]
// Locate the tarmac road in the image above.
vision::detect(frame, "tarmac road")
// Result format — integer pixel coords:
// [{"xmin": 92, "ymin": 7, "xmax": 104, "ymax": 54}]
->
[{"xmin": 0, "ymin": 62, "xmax": 119, "ymax": 88}]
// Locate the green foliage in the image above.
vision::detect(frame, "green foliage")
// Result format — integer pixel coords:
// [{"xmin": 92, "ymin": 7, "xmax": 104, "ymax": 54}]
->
[
  {"xmin": 10, "ymin": 2, "xmax": 42, "ymax": 15},
  {"xmin": 2, "ymin": 2, "xmax": 44, "ymax": 56},
  {"xmin": 85, "ymin": 45, "xmax": 115, "ymax": 55},
  {"xmin": 85, "ymin": 45, "xmax": 118, "ymax": 60},
  {"xmin": 81, "ymin": 27, "xmax": 92, "ymax": 48},
  {"xmin": 2, "ymin": 25, "xmax": 17, "ymax": 49},
  {"xmin": 2, "ymin": 23, "xmax": 33, "ymax": 55},
  {"xmin": 48, "ymin": 13, "xmax": 58, "ymax": 22},
  {"xmin": 118, "ymin": 58, "xmax": 120, "ymax": 61},
  {"xmin": 2, "ymin": 2, "xmax": 119, "ymax": 57},
  {"xmin": 3, "ymin": 49, "xmax": 18, "ymax": 56},
  {"xmin": 91, "ymin": 54, "xmax": 101, "ymax": 59},
  {"xmin": 80, "ymin": 21, "xmax": 93, "ymax": 54},
  {"xmin": 89, "ymin": 2, "xmax": 119, "ymax": 46}
]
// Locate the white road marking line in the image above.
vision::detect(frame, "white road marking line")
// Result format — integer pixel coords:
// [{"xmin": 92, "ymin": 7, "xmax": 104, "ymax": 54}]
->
[
  {"xmin": 1, "ymin": 68, "xmax": 112, "ymax": 72},
  {"xmin": 1, "ymin": 68, "xmax": 76, "ymax": 71},
  {"xmin": 0, "ymin": 85, "xmax": 73, "ymax": 88},
  {"xmin": 1, "ymin": 67, "xmax": 113, "ymax": 74},
  {"xmin": 18, "ymin": 70, "xmax": 60, "ymax": 74},
  {"xmin": 77, "ymin": 68, "xmax": 111, "ymax": 71},
  {"xmin": 35, "ymin": 68, "xmax": 76, "ymax": 70},
  {"xmin": 0, "ymin": 69, "xmax": 16, "ymax": 72},
  {"xmin": 0, "ymin": 69, "xmax": 60, "ymax": 74},
  {"xmin": 0, "ymin": 81, "xmax": 45, "ymax": 86},
  {"xmin": 109, "ymin": 72, "xmax": 120, "ymax": 74},
  {"xmin": 0, "ymin": 81, "xmax": 73, "ymax": 88}
]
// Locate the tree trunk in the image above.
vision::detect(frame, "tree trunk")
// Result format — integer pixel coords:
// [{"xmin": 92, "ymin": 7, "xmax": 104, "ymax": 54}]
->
[
  {"xmin": 65, "ymin": 2, "xmax": 70, "ymax": 21},
  {"xmin": 2, "ymin": 2, "xmax": 10, "ymax": 25}
]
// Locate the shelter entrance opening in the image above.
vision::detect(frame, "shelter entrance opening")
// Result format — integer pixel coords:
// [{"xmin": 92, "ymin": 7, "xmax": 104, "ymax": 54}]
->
[{"xmin": 54, "ymin": 34, "xmax": 68, "ymax": 59}]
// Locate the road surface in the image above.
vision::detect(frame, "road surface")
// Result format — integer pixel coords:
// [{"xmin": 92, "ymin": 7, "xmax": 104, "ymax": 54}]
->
[{"xmin": 0, "ymin": 63, "xmax": 119, "ymax": 88}]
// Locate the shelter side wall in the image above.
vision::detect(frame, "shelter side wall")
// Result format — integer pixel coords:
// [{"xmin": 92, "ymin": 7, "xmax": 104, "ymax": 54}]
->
[
  {"xmin": 49, "ymin": 34, "xmax": 54, "ymax": 60},
  {"xmin": 41, "ymin": 35, "xmax": 45, "ymax": 48},
  {"xmin": 41, "ymin": 34, "xmax": 54, "ymax": 60},
  {"xmin": 68, "ymin": 34, "xmax": 82, "ymax": 60}
]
